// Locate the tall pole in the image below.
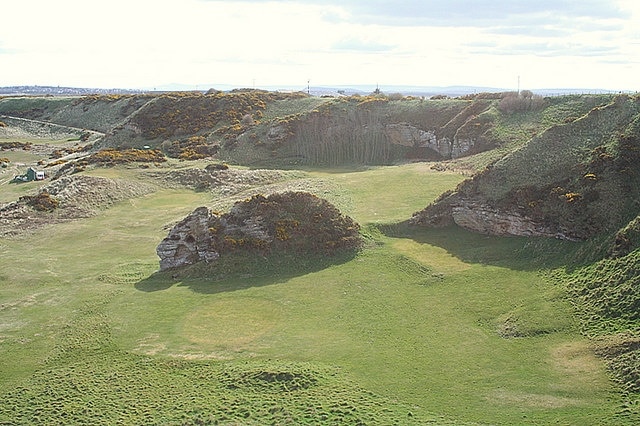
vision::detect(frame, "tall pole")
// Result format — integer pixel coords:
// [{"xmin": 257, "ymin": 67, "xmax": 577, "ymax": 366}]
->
[{"xmin": 517, "ymin": 75, "xmax": 520, "ymax": 95}]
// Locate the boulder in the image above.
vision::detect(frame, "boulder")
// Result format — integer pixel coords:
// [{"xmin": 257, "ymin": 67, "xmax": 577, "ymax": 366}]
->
[{"xmin": 156, "ymin": 207, "xmax": 220, "ymax": 271}]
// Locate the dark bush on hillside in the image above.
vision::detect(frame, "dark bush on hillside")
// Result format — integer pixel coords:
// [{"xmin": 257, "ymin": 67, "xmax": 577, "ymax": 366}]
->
[
  {"xmin": 240, "ymin": 113, "xmax": 255, "ymax": 125},
  {"xmin": 204, "ymin": 162, "xmax": 228, "ymax": 171},
  {"xmin": 215, "ymin": 192, "xmax": 362, "ymax": 255},
  {"xmin": 81, "ymin": 148, "xmax": 166, "ymax": 165},
  {"xmin": 21, "ymin": 191, "xmax": 60, "ymax": 212},
  {"xmin": 0, "ymin": 141, "xmax": 32, "ymax": 150},
  {"xmin": 161, "ymin": 136, "xmax": 218, "ymax": 160},
  {"xmin": 50, "ymin": 144, "xmax": 89, "ymax": 159},
  {"xmin": 498, "ymin": 91, "xmax": 547, "ymax": 113}
]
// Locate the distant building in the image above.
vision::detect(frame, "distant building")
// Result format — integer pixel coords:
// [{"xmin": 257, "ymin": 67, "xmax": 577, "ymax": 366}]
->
[
  {"xmin": 27, "ymin": 167, "xmax": 45, "ymax": 181},
  {"xmin": 12, "ymin": 167, "xmax": 45, "ymax": 182}
]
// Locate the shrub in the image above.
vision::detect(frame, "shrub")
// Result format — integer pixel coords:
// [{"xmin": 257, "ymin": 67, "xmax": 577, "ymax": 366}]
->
[
  {"xmin": 21, "ymin": 191, "xmax": 60, "ymax": 212},
  {"xmin": 81, "ymin": 148, "xmax": 166, "ymax": 165},
  {"xmin": 498, "ymin": 91, "xmax": 547, "ymax": 113},
  {"xmin": 210, "ymin": 192, "xmax": 362, "ymax": 256},
  {"xmin": 240, "ymin": 113, "xmax": 255, "ymax": 125},
  {"xmin": 204, "ymin": 163, "xmax": 228, "ymax": 171},
  {"xmin": 0, "ymin": 141, "xmax": 31, "ymax": 150}
]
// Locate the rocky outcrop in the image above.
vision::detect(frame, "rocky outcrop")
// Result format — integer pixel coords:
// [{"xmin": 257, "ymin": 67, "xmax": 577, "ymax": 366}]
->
[
  {"xmin": 450, "ymin": 201, "xmax": 571, "ymax": 239},
  {"xmin": 267, "ymin": 124, "xmax": 290, "ymax": 142},
  {"xmin": 384, "ymin": 123, "xmax": 443, "ymax": 155},
  {"xmin": 410, "ymin": 194, "xmax": 575, "ymax": 240},
  {"xmin": 156, "ymin": 207, "xmax": 220, "ymax": 270},
  {"xmin": 411, "ymin": 96, "xmax": 640, "ymax": 241},
  {"xmin": 156, "ymin": 192, "xmax": 361, "ymax": 271},
  {"xmin": 383, "ymin": 102, "xmax": 493, "ymax": 160}
]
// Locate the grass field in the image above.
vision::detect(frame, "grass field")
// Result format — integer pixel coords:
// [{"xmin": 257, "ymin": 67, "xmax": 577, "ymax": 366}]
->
[{"xmin": 0, "ymin": 160, "xmax": 634, "ymax": 424}]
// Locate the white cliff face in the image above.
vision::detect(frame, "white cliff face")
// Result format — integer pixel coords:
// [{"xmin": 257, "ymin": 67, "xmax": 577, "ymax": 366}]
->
[
  {"xmin": 384, "ymin": 123, "xmax": 480, "ymax": 159},
  {"xmin": 450, "ymin": 201, "xmax": 572, "ymax": 239},
  {"xmin": 411, "ymin": 196, "xmax": 577, "ymax": 240},
  {"xmin": 384, "ymin": 123, "xmax": 448, "ymax": 157},
  {"xmin": 450, "ymin": 137, "xmax": 476, "ymax": 158}
]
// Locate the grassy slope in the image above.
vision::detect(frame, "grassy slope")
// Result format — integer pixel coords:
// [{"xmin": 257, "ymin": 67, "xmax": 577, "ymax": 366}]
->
[
  {"xmin": 0, "ymin": 96, "xmax": 74, "ymax": 116},
  {"xmin": 0, "ymin": 161, "xmax": 633, "ymax": 425},
  {"xmin": 455, "ymin": 94, "xmax": 615, "ymax": 171},
  {"xmin": 475, "ymin": 95, "xmax": 639, "ymax": 201}
]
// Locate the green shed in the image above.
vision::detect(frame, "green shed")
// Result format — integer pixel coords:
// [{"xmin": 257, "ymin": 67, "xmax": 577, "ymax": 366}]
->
[{"xmin": 26, "ymin": 167, "xmax": 45, "ymax": 181}]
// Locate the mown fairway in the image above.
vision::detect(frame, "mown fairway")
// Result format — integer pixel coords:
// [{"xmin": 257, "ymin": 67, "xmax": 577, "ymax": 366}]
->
[{"xmin": 0, "ymin": 163, "xmax": 632, "ymax": 424}]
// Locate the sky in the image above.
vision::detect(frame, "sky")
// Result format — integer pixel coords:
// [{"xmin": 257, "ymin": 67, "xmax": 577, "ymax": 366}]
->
[{"xmin": 1, "ymin": 0, "xmax": 639, "ymax": 91}]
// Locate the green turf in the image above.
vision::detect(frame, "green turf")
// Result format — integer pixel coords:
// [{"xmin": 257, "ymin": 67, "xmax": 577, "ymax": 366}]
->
[{"xmin": 0, "ymin": 163, "xmax": 634, "ymax": 425}]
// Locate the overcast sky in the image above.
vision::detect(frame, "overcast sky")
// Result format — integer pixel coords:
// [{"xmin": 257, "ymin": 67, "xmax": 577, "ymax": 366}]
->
[{"xmin": 2, "ymin": 0, "xmax": 639, "ymax": 91}]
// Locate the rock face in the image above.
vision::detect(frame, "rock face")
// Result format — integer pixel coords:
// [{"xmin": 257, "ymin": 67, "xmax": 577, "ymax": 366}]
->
[
  {"xmin": 450, "ymin": 201, "xmax": 570, "ymax": 239},
  {"xmin": 384, "ymin": 123, "xmax": 480, "ymax": 159},
  {"xmin": 410, "ymin": 195, "xmax": 575, "ymax": 240},
  {"xmin": 156, "ymin": 192, "xmax": 361, "ymax": 271},
  {"xmin": 384, "ymin": 123, "xmax": 441, "ymax": 153},
  {"xmin": 156, "ymin": 207, "xmax": 221, "ymax": 271}
]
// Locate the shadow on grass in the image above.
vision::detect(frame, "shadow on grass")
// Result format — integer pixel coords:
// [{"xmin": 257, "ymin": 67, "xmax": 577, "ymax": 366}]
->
[
  {"xmin": 377, "ymin": 221, "xmax": 604, "ymax": 271},
  {"xmin": 135, "ymin": 250, "xmax": 358, "ymax": 294}
]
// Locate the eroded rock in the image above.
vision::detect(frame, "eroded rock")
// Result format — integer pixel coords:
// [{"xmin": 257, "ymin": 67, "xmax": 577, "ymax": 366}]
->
[
  {"xmin": 156, "ymin": 207, "xmax": 220, "ymax": 271},
  {"xmin": 410, "ymin": 194, "xmax": 575, "ymax": 240},
  {"xmin": 156, "ymin": 191, "xmax": 361, "ymax": 271}
]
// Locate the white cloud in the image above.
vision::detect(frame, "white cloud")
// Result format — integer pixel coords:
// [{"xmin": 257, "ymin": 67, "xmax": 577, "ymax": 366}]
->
[{"xmin": 0, "ymin": 0, "xmax": 638, "ymax": 91}]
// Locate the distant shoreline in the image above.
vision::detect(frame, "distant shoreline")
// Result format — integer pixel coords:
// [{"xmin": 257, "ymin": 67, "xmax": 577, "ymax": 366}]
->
[{"xmin": 0, "ymin": 84, "xmax": 632, "ymax": 98}]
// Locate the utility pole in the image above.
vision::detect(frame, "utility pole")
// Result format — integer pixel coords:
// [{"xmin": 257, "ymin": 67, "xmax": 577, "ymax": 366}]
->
[
  {"xmin": 307, "ymin": 79, "xmax": 310, "ymax": 95},
  {"xmin": 517, "ymin": 75, "xmax": 520, "ymax": 95}
]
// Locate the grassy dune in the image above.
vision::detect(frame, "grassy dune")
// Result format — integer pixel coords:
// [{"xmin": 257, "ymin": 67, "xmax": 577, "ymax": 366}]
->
[{"xmin": 0, "ymin": 162, "xmax": 634, "ymax": 424}]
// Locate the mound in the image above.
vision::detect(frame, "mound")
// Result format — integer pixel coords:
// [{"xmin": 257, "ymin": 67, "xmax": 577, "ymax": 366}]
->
[
  {"xmin": 156, "ymin": 191, "xmax": 361, "ymax": 270},
  {"xmin": 145, "ymin": 165, "xmax": 342, "ymax": 214},
  {"xmin": 410, "ymin": 94, "xmax": 640, "ymax": 241},
  {"xmin": 0, "ymin": 175, "xmax": 156, "ymax": 237},
  {"xmin": 146, "ymin": 165, "xmax": 302, "ymax": 194}
]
